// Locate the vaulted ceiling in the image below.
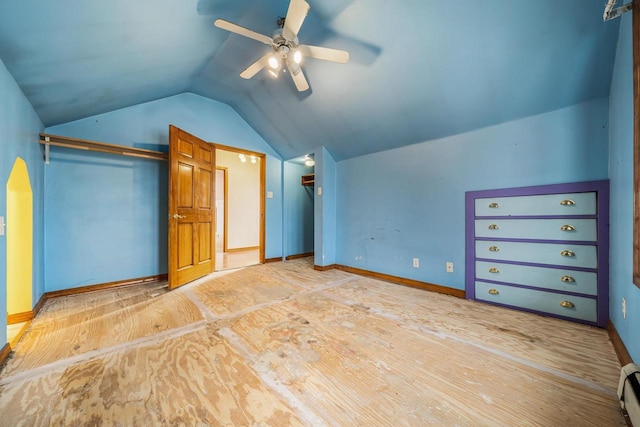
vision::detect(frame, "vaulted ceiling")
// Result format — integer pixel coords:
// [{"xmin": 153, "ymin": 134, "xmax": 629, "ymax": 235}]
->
[{"xmin": 0, "ymin": 0, "xmax": 621, "ymax": 161}]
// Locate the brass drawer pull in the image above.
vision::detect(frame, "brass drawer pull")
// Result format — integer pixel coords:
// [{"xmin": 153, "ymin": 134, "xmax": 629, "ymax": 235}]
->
[
  {"xmin": 561, "ymin": 275, "xmax": 575, "ymax": 283},
  {"xmin": 488, "ymin": 246, "xmax": 500, "ymax": 252},
  {"xmin": 560, "ymin": 199, "xmax": 575, "ymax": 206},
  {"xmin": 560, "ymin": 250, "xmax": 575, "ymax": 257},
  {"xmin": 488, "ymin": 224, "xmax": 499, "ymax": 230},
  {"xmin": 560, "ymin": 300, "xmax": 575, "ymax": 308},
  {"xmin": 560, "ymin": 224, "xmax": 576, "ymax": 232},
  {"xmin": 488, "ymin": 288, "xmax": 500, "ymax": 295},
  {"xmin": 488, "ymin": 202, "xmax": 499, "ymax": 208},
  {"xmin": 488, "ymin": 267, "xmax": 500, "ymax": 273}
]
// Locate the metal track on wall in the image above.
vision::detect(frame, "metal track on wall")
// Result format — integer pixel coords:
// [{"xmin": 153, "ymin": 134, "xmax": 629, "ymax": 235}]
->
[{"xmin": 39, "ymin": 133, "xmax": 168, "ymax": 164}]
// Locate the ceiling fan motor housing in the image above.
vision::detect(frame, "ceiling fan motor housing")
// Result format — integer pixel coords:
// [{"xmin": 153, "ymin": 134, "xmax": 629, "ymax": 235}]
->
[{"xmin": 272, "ymin": 29, "xmax": 298, "ymax": 52}]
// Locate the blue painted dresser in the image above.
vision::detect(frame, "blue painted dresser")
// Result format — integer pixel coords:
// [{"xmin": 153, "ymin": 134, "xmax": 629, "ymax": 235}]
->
[{"xmin": 465, "ymin": 181, "xmax": 609, "ymax": 327}]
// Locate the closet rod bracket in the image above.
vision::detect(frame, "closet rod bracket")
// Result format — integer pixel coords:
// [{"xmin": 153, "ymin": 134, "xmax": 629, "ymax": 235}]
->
[
  {"xmin": 44, "ymin": 135, "xmax": 50, "ymax": 165},
  {"xmin": 603, "ymin": 0, "xmax": 633, "ymax": 21}
]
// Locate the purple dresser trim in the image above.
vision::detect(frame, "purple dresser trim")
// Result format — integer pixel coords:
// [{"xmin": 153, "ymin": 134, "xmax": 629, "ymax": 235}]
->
[
  {"xmin": 465, "ymin": 191, "xmax": 477, "ymax": 300},
  {"xmin": 476, "ymin": 214, "xmax": 596, "ymax": 220},
  {"xmin": 466, "ymin": 180, "xmax": 607, "ymax": 199},
  {"xmin": 474, "ymin": 278, "xmax": 598, "ymax": 299},
  {"xmin": 474, "ymin": 257, "xmax": 597, "ymax": 273},
  {"xmin": 466, "ymin": 180, "xmax": 609, "ymax": 327},
  {"xmin": 596, "ymin": 181, "xmax": 610, "ymax": 327},
  {"xmin": 477, "ymin": 299, "xmax": 599, "ymax": 328},
  {"xmin": 475, "ymin": 237, "xmax": 597, "ymax": 246}
]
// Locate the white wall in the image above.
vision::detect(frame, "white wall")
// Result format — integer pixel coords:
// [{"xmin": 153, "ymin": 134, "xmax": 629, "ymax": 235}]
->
[
  {"xmin": 216, "ymin": 149, "xmax": 260, "ymax": 250},
  {"xmin": 215, "ymin": 169, "xmax": 225, "ymax": 242}
]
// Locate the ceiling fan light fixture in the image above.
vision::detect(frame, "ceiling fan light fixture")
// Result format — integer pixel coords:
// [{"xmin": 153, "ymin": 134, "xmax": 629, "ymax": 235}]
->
[
  {"xmin": 268, "ymin": 55, "xmax": 280, "ymax": 69},
  {"xmin": 293, "ymin": 50, "xmax": 302, "ymax": 64}
]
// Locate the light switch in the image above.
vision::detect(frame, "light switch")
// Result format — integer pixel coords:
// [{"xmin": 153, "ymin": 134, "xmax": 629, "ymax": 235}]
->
[
  {"xmin": 317, "ymin": 187, "xmax": 322, "ymax": 196},
  {"xmin": 0, "ymin": 216, "xmax": 5, "ymax": 236},
  {"xmin": 267, "ymin": 191, "xmax": 273, "ymax": 199}
]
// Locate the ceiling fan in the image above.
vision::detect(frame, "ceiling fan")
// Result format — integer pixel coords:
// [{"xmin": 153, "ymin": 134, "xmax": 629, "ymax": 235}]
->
[{"xmin": 214, "ymin": 0, "xmax": 349, "ymax": 92}]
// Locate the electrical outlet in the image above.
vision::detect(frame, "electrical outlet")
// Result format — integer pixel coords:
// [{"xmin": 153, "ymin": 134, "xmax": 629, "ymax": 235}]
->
[
  {"xmin": 623, "ymin": 298, "xmax": 627, "ymax": 319},
  {"xmin": 412, "ymin": 258, "xmax": 419, "ymax": 268},
  {"xmin": 446, "ymin": 262, "xmax": 453, "ymax": 273}
]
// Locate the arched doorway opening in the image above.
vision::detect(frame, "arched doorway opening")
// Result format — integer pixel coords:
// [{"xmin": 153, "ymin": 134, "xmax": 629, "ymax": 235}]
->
[{"xmin": 6, "ymin": 157, "xmax": 33, "ymax": 342}]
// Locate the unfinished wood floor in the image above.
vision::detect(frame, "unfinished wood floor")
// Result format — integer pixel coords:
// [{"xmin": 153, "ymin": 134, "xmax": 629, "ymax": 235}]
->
[{"xmin": 0, "ymin": 258, "xmax": 624, "ymax": 426}]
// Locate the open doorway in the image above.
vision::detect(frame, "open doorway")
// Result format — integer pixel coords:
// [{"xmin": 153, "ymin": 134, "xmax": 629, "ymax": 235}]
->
[
  {"xmin": 214, "ymin": 147, "xmax": 265, "ymax": 270},
  {"xmin": 6, "ymin": 157, "xmax": 33, "ymax": 345},
  {"xmin": 283, "ymin": 154, "xmax": 315, "ymax": 259}
]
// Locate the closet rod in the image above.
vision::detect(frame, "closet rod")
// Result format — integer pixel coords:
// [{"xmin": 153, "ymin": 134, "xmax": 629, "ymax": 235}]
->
[{"xmin": 40, "ymin": 133, "xmax": 168, "ymax": 164}]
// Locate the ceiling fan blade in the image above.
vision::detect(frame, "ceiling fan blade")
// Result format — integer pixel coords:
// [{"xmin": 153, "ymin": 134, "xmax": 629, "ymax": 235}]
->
[
  {"xmin": 283, "ymin": 0, "xmax": 310, "ymax": 40},
  {"xmin": 214, "ymin": 19, "xmax": 273, "ymax": 45},
  {"xmin": 240, "ymin": 53, "xmax": 272, "ymax": 79},
  {"xmin": 286, "ymin": 60, "xmax": 310, "ymax": 91},
  {"xmin": 299, "ymin": 44, "xmax": 349, "ymax": 64}
]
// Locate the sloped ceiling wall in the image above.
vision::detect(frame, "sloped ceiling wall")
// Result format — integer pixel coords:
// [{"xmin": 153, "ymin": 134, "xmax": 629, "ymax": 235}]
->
[{"xmin": 0, "ymin": 0, "xmax": 621, "ymax": 160}]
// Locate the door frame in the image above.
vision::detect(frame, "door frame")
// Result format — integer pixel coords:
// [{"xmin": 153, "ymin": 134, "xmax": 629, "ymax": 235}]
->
[
  {"xmin": 215, "ymin": 166, "xmax": 229, "ymax": 252},
  {"xmin": 213, "ymin": 143, "xmax": 266, "ymax": 264}
]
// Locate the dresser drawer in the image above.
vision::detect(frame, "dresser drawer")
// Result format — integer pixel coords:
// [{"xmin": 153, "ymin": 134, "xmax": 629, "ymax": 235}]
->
[
  {"xmin": 475, "ymin": 192, "xmax": 596, "ymax": 216},
  {"xmin": 475, "ymin": 218, "xmax": 596, "ymax": 242},
  {"xmin": 475, "ymin": 282, "xmax": 597, "ymax": 322},
  {"xmin": 476, "ymin": 240, "xmax": 597, "ymax": 269},
  {"xmin": 475, "ymin": 261, "xmax": 597, "ymax": 296}
]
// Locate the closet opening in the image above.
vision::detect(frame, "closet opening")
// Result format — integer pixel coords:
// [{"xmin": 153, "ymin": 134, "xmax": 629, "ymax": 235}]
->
[{"xmin": 283, "ymin": 154, "xmax": 315, "ymax": 260}]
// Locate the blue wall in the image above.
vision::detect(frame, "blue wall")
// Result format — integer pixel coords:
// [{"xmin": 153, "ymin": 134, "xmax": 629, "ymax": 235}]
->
[
  {"xmin": 608, "ymin": 12, "xmax": 639, "ymax": 362},
  {"xmin": 283, "ymin": 162, "xmax": 314, "ymax": 257},
  {"xmin": 314, "ymin": 147, "xmax": 337, "ymax": 267},
  {"xmin": 0, "ymin": 57, "xmax": 45, "ymax": 345},
  {"xmin": 45, "ymin": 93, "xmax": 283, "ymax": 291},
  {"xmin": 336, "ymin": 98, "xmax": 610, "ymax": 289}
]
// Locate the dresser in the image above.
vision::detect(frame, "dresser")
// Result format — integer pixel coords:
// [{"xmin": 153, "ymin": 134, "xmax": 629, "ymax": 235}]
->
[{"xmin": 465, "ymin": 181, "xmax": 609, "ymax": 327}]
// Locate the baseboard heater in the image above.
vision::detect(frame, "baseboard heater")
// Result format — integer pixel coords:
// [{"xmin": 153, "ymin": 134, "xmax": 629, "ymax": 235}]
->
[{"xmin": 619, "ymin": 363, "xmax": 640, "ymax": 425}]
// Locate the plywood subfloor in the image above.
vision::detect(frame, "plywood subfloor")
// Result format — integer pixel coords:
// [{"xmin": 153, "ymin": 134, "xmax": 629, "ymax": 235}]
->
[{"xmin": 0, "ymin": 258, "xmax": 625, "ymax": 425}]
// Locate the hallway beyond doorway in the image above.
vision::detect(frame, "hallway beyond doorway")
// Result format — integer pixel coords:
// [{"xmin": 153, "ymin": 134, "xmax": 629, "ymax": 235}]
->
[{"xmin": 215, "ymin": 247, "xmax": 260, "ymax": 270}]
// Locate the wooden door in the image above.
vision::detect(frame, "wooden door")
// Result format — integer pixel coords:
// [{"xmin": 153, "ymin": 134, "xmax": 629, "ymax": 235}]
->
[{"xmin": 168, "ymin": 125, "xmax": 215, "ymax": 289}]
